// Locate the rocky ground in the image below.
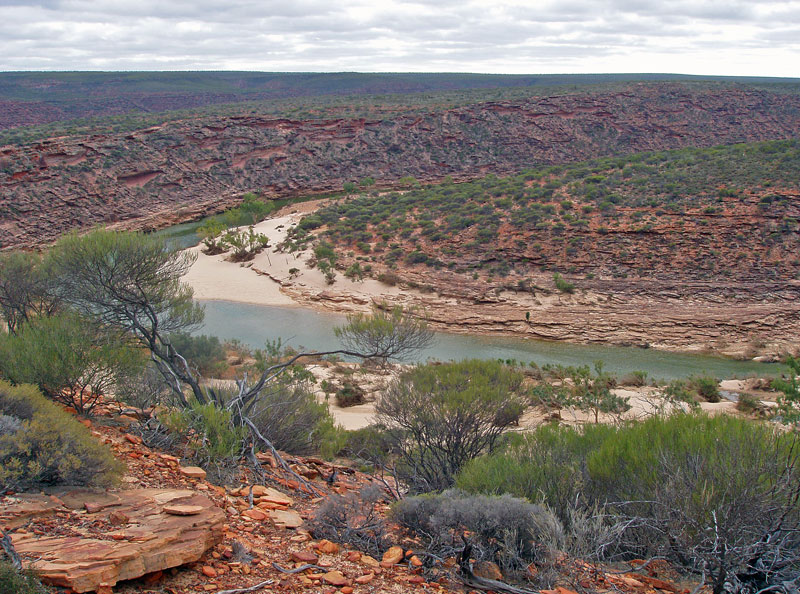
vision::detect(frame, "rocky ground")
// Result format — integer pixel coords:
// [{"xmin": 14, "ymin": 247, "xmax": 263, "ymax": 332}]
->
[{"xmin": 0, "ymin": 400, "xmax": 703, "ymax": 594}]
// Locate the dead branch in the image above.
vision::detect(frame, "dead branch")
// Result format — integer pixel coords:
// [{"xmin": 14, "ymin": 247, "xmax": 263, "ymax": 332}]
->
[
  {"xmin": 0, "ymin": 528, "xmax": 22, "ymax": 570},
  {"xmin": 457, "ymin": 538, "xmax": 538, "ymax": 594},
  {"xmin": 272, "ymin": 562, "xmax": 328, "ymax": 574},
  {"xmin": 214, "ymin": 579, "xmax": 274, "ymax": 594}
]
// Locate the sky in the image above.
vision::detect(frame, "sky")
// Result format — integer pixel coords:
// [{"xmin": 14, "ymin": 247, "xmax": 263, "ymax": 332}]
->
[{"xmin": 0, "ymin": 0, "xmax": 798, "ymax": 76}]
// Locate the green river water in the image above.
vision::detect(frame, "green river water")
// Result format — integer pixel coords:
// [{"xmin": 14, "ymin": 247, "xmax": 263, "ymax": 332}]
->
[{"xmin": 198, "ymin": 299, "xmax": 783, "ymax": 382}]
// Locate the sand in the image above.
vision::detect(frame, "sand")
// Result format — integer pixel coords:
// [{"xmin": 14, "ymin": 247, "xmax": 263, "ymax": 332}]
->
[{"xmin": 182, "ymin": 203, "xmax": 405, "ymax": 310}]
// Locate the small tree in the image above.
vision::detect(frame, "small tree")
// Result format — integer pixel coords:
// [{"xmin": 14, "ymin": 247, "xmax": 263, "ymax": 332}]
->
[
  {"xmin": 343, "ymin": 181, "xmax": 357, "ymax": 196},
  {"xmin": 47, "ymin": 229, "xmax": 205, "ymax": 406},
  {"xmin": 0, "ymin": 251, "xmax": 59, "ymax": 334},
  {"xmin": 567, "ymin": 362, "xmax": 630, "ymax": 423},
  {"xmin": 375, "ymin": 359, "xmax": 528, "ymax": 492},
  {"xmin": 334, "ymin": 304, "xmax": 434, "ymax": 365},
  {"xmin": 0, "ymin": 313, "xmax": 143, "ymax": 415},
  {"xmin": 197, "ymin": 218, "xmax": 228, "ymax": 255}
]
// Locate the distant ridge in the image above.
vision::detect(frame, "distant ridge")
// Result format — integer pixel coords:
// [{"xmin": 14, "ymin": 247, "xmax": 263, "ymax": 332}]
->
[{"xmin": 1, "ymin": 71, "xmax": 799, "ymax": 131}]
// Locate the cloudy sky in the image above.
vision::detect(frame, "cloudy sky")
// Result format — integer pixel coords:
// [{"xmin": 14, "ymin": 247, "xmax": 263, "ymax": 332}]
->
[{"xmin": 0, "ymin": 0, "xmax": 797, "ymax": 76}]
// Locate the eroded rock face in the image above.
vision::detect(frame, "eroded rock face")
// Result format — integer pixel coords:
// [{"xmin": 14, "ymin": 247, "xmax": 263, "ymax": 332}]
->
[
  {"xmin": 3, "ymin": 84, "xmax": 800, "ymax": 249},
  {"xmin": 3, "ymin": 489, "xmax": 225, "ymax": 593}
]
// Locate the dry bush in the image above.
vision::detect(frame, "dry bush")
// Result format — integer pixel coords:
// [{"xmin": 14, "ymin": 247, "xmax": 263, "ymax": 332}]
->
[{"xmin": 308, "ymin": 485, "xmax": 388, "ymax": 557}]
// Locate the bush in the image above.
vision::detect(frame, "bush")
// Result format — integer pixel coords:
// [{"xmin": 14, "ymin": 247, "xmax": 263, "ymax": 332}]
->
[
  {"xmin": 160, "ymin": 398, "xmax": 246, "ymax": 482},
  {"xmin": 249, "ymin": 375, "xmax": 337, "ymax": 456},
  {"xmin": 457, "ymin": 423, "xmax": 616, "ymax": 524},
  {"xmin": 0, "ymin": 560, "xmax": 50, "ymax": 594},
  {"xmin": 688, "ymin": 374, "xmax": 720, "ymax": 402},
  {"xmin": 340, "ymin": 424, "xmax": 394, "ymax": 466},
  {"xmin": 0, "ymin": 313, "xmax": 143, "ymax": 415},
  {"xmin": 0, "ymin": 381, "xmax": 123, "ymax": 491},
  {"xmin": 375, "ymin": 360, "xmax": 528, "ymax": 492},
  {"xmin": 391, "ymin": 490, "xmax": 560, "ymax": 579},
  {"xmin": 308, "ymin": 485, "xmax": 387, "ymax": 557},
  {"xmin": 167, "ymin": 332, "xmax": 227, "ymax": 377},
  {"xmin": 457, "ymin": 414, "xmax": 800, "ymax": 594},
  {"xmin": 334, "ymin": 381, "xmax": 366, "ymax": 408},
  {"xmin": 553, "ymin": 272, "xmax": 575, "ymax": 294},
  {"xmin": 619, "ymin": 370, "xmax": 648, "ymax": 387}
]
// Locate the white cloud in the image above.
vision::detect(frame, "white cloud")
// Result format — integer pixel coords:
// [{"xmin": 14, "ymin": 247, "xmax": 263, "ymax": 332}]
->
[{"xmin": 0, "ymin": 0, "xmax": 797, "ymax": 75}]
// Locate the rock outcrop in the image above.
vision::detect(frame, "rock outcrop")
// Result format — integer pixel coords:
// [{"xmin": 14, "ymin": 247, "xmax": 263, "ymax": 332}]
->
[
  {"xmin": 3, "ymin": 489, "xmax": 225, "ymax": 593},
  {"xmin": 3, "ymin": 84, "xmax": 800, "ymax": 249}
]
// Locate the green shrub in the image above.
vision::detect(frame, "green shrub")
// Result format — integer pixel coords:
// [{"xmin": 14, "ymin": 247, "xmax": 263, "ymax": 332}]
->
[
  {"xmin": 0, "ymin": 381, "xmax": 123, "ymax": 491},
  {"xmin": 457, "ymin": 414, "xmax": 800, "ymax": 594},
  {"xmin": 334, "ymin": 381, "xmax": 366, "ymax": 408},
  {"xmin": 0, "ymin": 560, "xmax": 50, "ymax": 594},
  {"xmin": 688, "ymin": 374, "xmax": 720, "ymax": 402},
  {"xmin": 376, "ymin": 360, "xmax": 528, "ymax": 492},
  {"xmin": 160, "ymin": 399, "xmax": 246, "ymax": 474},
  {"xmin": 553, "ymin": 273, "xmax": 575, "ymax": 293},
  {"xmin": 0, "ymin": 313, "xmax": 143, "ymax": 415},
  {"xmin": 457, "ymin": 423, "xmax": 616, "ymax": 524},
  {"xmin": 340, "ymin": 424, "xmax": 394, "ymax": 466},
  {"xmin": 167, "ymin": 332, "xmax": 227, "ymax": 377}
]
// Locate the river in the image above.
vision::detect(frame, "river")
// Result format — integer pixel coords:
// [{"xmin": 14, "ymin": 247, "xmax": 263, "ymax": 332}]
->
[{"xmin": 198, "ymin": 299, "xmax": 782, "ymax": 382}]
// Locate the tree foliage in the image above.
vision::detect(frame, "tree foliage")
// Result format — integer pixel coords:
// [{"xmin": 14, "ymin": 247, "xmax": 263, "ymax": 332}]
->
[
  {"xmin": 375, "ymin": 359, "xmax": 528, "ymax": 492},
  {"xmin": 0, "ymin": 313, "xmax": 143, "ymax": 415},
  {"xmin": 334, "ymin": 304, "xmax": 434, "ymax": 365}
]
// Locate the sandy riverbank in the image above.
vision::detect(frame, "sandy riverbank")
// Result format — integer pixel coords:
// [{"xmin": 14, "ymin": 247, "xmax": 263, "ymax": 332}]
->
[{"xmin": 182, "ymin": 199, "xmax": 409, "ymax": 312}]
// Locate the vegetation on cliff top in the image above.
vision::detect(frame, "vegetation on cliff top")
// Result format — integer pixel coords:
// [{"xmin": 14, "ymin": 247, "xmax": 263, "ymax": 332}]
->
[{"xmin": 296, "ymin": 139, "xmax": 800, "ymax": 282}]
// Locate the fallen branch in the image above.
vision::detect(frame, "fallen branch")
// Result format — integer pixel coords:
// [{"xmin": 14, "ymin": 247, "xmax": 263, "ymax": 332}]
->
[
  {"xmin": 457, "ymin": 539, "xmax": 538, "ymax": 594},
  {"xmin": 272, "ymin": 562, "xmax": 329, "ymax": 574},
  {"xmin": 214, "ymin": 579, "xmax": 274, "ymax": 594},
  {"xmin": 242, "ymin": 416, "xmax": 323, "ymax": 497},
  {"xmin": 0, "ymin": 528, "xmax": 22, "ymax": 570}
]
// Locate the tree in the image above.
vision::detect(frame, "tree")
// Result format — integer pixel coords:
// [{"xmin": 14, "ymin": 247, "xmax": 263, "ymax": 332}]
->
[
  {"xmin": 0, "ymin": 251, "xmax": 59, "ymax": 334},
  {"xmin": 0, "ymin": 313, "xmax": 143, "ymax": 415},
  {"xmin": 375, "ymin": 359, "xmax": 528, "ymax": 492},
  {"xmin": 46, "ymin": 229, "xmax": 205, "ymax": 406},
  {"xmin": 334, "ymin": 304, "xmax": 434, "ymax": 365},
  {"xmin": 343, "ymin": 181, "xmax": 357, "ymax": 195}
]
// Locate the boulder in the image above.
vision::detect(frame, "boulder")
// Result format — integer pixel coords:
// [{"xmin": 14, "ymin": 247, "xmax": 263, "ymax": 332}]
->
[{"xmin": 6, "ymin": 489, "xmax": 225, "ymax": 593}]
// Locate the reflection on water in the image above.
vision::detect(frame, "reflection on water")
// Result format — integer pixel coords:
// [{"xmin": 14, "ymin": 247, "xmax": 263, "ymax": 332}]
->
[{"xmin": 198, "ymin": 300, "xmax": 782, "ymax": 382}]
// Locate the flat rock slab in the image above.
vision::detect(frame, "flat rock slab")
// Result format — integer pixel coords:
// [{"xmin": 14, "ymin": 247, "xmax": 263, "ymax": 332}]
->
[
  {"xmin": 268, "ymin": 508, "xmax": 303, "ymax": 529},
  {"xmin": 4, "ymin": 489, "xmax": 225, "ymax": 593}
]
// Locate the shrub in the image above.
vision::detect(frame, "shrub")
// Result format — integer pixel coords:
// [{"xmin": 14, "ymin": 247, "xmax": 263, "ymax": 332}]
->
[
  {"xmin": 772, "ymin": 356, "xmax": 800, "ymax": 425},
  {"xmin": 688, "ymin": 374, "xmax": 720, "ymax": 402},
  {"xmin": 167, "ymin": 332, "xmax": 227, "ymax": 377},
  {"xmin": 375, "ymin": 360, "xmax": 528, "ymax": 492},
  {"xmin": 160, "ymin": 398, "xmax": 246, "ymax": 481},
  {"xmin": 0, "ymin": 381, "xmax": 123, "ymax": 491},
  {"xmin": 0, "ymin": 313, "xmax": 143, "ymax": 415},
  {"xmin": 457, "ymin": 423, "xmax": 616, "ymax": 524},
  {"xmin": 0, "ymin": 560, "xmax": 50, "ymax": 594},
  {"xmin": 619, "ymin": 370, "xmax": 648, "ymax": 387},
  {"xmin": 340, "ymin": 424, "xmax": 394, "ymax": 466},
  {"xmin": 334, "ymin": 381, "xmax": 366, "ymax": 408},
  {"xmin": 553, "ymin": 272, "xmax": 575, "ymax": 294},
  {"xmin": 391, "ymin": 490, "xmax": 560, "ymax": 578},
  {"xmin": 248, "ymin": 376, "xmax": 337, "ymax": 456},
  {"xmin": 458, "ymin": 414, "xmax": 800, "ymax": 594},
  {"xmin": 308, "ymin": 485, "xmax": 387, "ymax": 557}
]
